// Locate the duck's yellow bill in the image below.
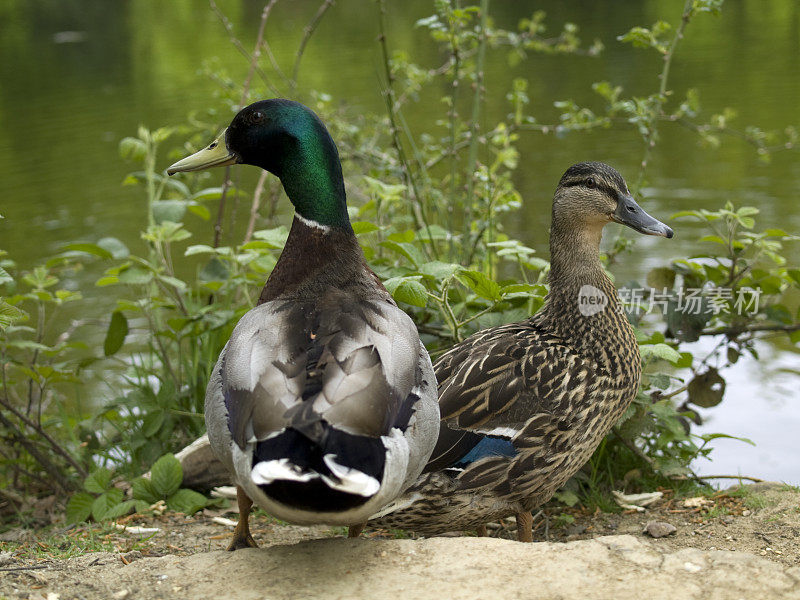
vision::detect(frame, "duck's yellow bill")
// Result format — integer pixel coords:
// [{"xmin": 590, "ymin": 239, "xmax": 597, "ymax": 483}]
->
[{"xmin": 166, "ymin": 131, "xmax": 237, "ymax": 175}]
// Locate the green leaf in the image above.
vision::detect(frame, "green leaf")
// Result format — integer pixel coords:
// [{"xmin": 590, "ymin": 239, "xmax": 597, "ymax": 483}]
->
[
  {"xmin": 666, "ymin": 297, "xmax": 712, "ymax": 342},
  {"xmin": 192, "ymin": 187, "xmax": 226, "ymax": 201},
  {"xmin": 142, "ymin": 222, "xmax": 191, "ymax": 244},
  {"xmin": 648, "ymin": 373, "xmax": 671, "ymax": 390},
  {"xmin": 383, "ymin": 276, "xmax": 428, "ymax": 308},
  {"xmin": 380, "ymin": 240, "xmax": 424, "ymax": 267},
  {"xmin": 352, "ymin": 221, "xmax": 381, "ymax": 235},
  {"xmin": 764, "ymin": 228, "xmax": 789, "ymax": 238},
  {"xmin": 184, "ymin": 244, "xmax": 217, "ymax": 256},
  {"xmin": 157, "ymin": 274, "xmax": 188, "ymax": 290},
  {"xmin": 361, "ymin": 175, "xmax": 406, "ymax": 201},
  {"xmin": 457, "ymin": 270, "xmax": 502, "ymax": 301},
  {"xmin": 119, "ymin": 137, "xmax": 147, "ymax": 162},
  {"xmin": 95, "ymin": 275, "xmax": 119, "ymax": 287},
  {"xmin": 727, "ymin": 347, "xmax": 740, "ymax": 365},
  {"xmin": 104, "ymin": 311, "xmax": 129, "ymax": 356},
  {"xmin": 676, "ymin": 351, "xmax": 693, "ymax": 369},
  {"xmin": 639, "ymin": 343, "xmax": 681, "ymax": 364},
  {"xmin": 103, "ymin": 499, "xmax": 137, "ymax": 520},
  {"xmin": 500, "ymin": 283, "xmax": 538, "ymax": 296},
  {"xmin": 199, "ymin": 258, "xmax": 230, "ymax": 283},
  {"xmin": 187, "ymin": 203, "xmax": 211, "ymax": 220},
  {"xmin": 142, "ymin": 410, "xmax": 165, "ymax": 437},
  {"xmin": 645, "ymin": 267, "xmax": 676, "ymax": 291},
  {"xmin": 4, "ymin": 339, "xmax": 50, "ymax": 352},
  {"xmin": 387, "ymin": 229, "xmax": 415, "ymax": 243},
  {"xmin": 670, "ymin": 210, "xmax": 703, "ymax": 220},
  {"xmin": 553, "ymin": 489, "xmax": 580, "ymax": 507},
  {"xmin": 252, "ymin": 226, "xmax": 289, "ymax": 248},
  {"xmin": 150, "ymin": 453, "xmax": 183, "ymax": 498},
  {"xmin": 0, "ymin": 266, "xmax": 12, "ymax": 285},
  {"xmin": 167, "ymin": 488, "xmax": 208, "ymax": 515},
  {"xmin": 84, "ymin": 467, "xmax": 113, "ymax": 494},
  {"xmin": 63, "ymin": 243, "xmax": 113, "ymax": 260},
  {"xmin": 91, "ymin": 488, "xmax": 124, "ymax": 521},
  {"xmin": 419, "ymin": 261, "xmax": 463, "ymax": 281},
  {"xmin": 118, "ymin": 267, "xmax": 153, "ymax": 285},
  {"xmin": 66, "ymin": 492, "xmax": 95, "ymax": 523},
  {"xmin": 736, "ymin": 206, "xmax": 759, "ymax": 217},
  {"xmin": 687, "ymin": 368, "xmax": 726, "ymax": 408},
  {"xmin": 152, "ymin": 200, "xmax": 187, "ymax": 224},
  {"xmin": 131, "ymin": 477, "xmax": 161, "ymax": 504},
  {"xmin": 699, "ymin": 432, "xmax": 755, "ymax": 446},
  {"xmin": 416, "ymin": 224, "xmax": 451, "ymax": 242},
  {"xmin": 0, "ymin": 300, "xmax": 26, "ymax": 329},
  {"xmin": 698, "ymin": 235, "xmax": 726, "ymax": 245}
]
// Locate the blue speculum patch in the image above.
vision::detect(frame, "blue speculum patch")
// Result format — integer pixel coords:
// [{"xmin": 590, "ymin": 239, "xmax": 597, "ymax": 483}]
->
[{"xmin": 454, "ymin": 436, "xmax": 517, "ymax": 468}]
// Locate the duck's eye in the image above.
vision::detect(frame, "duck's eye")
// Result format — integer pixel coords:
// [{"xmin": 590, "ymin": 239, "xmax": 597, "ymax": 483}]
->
[
  {"xmin": 585, "ymin": 177, "xmax": 596, "ymax": 189},
  {"xmin": 250, "ymin": 111, "xmax": 265, "ymax": 124}
]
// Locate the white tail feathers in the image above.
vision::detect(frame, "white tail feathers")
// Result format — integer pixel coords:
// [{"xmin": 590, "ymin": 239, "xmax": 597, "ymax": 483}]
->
[{"xmin": 250, "ymin": 454, "xmax": 380, "ymax": 497}]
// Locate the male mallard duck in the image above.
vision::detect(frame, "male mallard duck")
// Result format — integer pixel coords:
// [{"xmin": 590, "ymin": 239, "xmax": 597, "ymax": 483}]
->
[
  {"xmin": 168, "ymin": 99, "xmax": 439, "ymax": 549},
  {"xmin": 369, "ymin": 162, "xmax": 673, "ymax": 541}
]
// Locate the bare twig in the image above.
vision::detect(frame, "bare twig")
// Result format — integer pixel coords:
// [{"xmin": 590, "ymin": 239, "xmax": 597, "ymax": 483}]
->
[
  {"xmin": 653, "ymin": 383, "xmax": 689, "ymax": 400},
  {"xmin": 0, "ymin": 409, "xmax": 74, "ymax": 492},
  {"xmin": 212, "ymin": 170, "xmax": 232, "ymax": 248},
  {"xmin": 242, "ymin": 1, "xmax": 279, "ymax": 102},
  {"xmin": 634, "ymin": 0, "xmax": 693, "ymax": 192},
  {"xmin": 698, "ymin": 474, "xmax": 765, "ymax": 483},
  {"xmin": 210, "ymin": 1, "xmax": 276, "ymax": 248},
  {"xmin": 0, "ymin": 487, "xmax": 24, "ymax": 505},
  {"xmin": 243, "ymin": 171, "xmax": 270, "ymax": 244},
  {"xmin": 671, "ymin": 115, "xmax": 798, "ymax": 154},
  {"xmin": 0, "ymin": 394, "xmax": 87, "ymax": 478},
  {"xmin": 376, "ymin": 0, "xmax": 436, "ymax": 259},
  {"xmin": 462, "ymin": 0, "xmax": 489, "ymax": 263},
  {"xmin": 700, "ymin": 322, "xmax": 800, "ymax": 337},
  {"xmin": 612, "ymin": 426, "xmax": 656, "ymax": 468},
  {"xmin": 445, "ymin": 0, "xmax": 462, "ymax": 260},
  {"xmin": 291, "ymin": 0, "xmax": 335, "ymax": 89},
  {"xmin": 209, "ymin": 0, "xmax": 280, "ymax": 96}
]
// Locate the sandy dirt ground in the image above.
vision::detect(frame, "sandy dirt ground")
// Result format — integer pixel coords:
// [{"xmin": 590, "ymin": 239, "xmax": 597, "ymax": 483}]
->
[{"xmin": 1, "ymin": 482, "xmax": 799, "ymax": 599}]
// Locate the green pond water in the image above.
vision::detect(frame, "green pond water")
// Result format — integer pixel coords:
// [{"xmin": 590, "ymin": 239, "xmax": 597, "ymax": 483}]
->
[{"xmin": 1, "ymin": 0, "xmax": 798, "ymax": 482}]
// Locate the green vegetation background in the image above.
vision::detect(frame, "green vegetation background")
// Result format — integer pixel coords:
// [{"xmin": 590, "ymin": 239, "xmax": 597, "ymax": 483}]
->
[{"xmin": 1, "ymin": 0, "xmax": 799, "ymax": 526}]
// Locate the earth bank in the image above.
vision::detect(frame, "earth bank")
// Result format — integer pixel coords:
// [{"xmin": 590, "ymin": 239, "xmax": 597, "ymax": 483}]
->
[{"xmin": 1, "ymin": 483, "xmax": 798, "ymax": 600}]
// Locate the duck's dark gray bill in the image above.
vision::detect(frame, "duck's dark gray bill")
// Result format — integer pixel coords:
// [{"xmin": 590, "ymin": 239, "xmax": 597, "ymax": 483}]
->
[
  {"xmin": 613, "ymin": 196, "xmax": 674, "ymax": 238},
  {"xmin": 166, "ymin": 131, "xmax": 237, "ymax": 175}
]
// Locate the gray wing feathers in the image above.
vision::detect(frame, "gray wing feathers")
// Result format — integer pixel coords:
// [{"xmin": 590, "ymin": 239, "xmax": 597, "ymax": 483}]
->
[{"xmin": 222, "ymin": 294, "xmax": 423, "ymax": 447}]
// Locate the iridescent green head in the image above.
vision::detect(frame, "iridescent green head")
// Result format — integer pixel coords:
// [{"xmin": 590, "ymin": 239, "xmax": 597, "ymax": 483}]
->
[{"xmin": 168, "ymin": 99, "xmax": 350, "ymax": 230}]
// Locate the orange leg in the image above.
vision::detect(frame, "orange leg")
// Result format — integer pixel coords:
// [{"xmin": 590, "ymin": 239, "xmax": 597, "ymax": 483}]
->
[
  {"xmin": 227, "ymin": 486, "xmax": 258, "ymax": 551},
  {"xmin": 516, "ymin": 511, "xmax": 533, "ymax": 543},
  {"xmin": 348, "ymin": 522, "xmax": 366, "ymax": 538}
]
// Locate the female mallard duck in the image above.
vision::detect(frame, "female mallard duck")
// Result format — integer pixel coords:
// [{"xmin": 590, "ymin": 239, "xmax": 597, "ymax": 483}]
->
[
  {"xmin": 167, "ymin": 99, "xmax": 439, "ymax": 549},
  {"xmin": 369, "ymin": 162, "xmax": 673, "ymax": 541}
]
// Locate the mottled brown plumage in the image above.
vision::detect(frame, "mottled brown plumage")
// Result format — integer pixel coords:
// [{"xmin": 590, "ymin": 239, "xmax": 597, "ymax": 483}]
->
[{"xmin": 369, "ymin": 162, "xmax": 673, "ymax": 539}]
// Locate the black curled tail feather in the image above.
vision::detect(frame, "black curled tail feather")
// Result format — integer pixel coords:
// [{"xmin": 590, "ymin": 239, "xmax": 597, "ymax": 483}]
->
[{"xmin": 252, "ymin": 424, "xmax": 386, "ymax": 512}]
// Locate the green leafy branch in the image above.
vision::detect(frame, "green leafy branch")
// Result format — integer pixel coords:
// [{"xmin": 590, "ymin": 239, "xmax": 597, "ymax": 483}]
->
[{"xmin": 66, "ymin": 454, "xmax": 211, "ymax": 524}]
